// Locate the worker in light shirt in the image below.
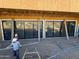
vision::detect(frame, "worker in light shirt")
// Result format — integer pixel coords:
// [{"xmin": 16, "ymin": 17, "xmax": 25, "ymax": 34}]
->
[{"xmin": 11, "ymin": 34, "xmax": 22, "ymax": 59}]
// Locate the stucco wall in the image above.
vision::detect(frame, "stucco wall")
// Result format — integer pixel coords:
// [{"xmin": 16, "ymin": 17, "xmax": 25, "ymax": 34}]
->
[{"xmin": 0, "ymin": 0, "xmax": 79, "ymax": 12}]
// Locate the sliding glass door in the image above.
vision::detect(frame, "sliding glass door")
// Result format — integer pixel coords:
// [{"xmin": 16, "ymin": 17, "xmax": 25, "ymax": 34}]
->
[
  {"xmin": 14, "ymin": 21, "xmax": 42, "ymax": 39},
  {"xmin": 45, "ymin": 21, "xmax": 66, "ymax": 37}
]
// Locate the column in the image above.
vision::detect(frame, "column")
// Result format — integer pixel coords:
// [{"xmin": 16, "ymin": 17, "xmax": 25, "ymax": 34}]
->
[
  {"xmin": 1, "ymin": 20, "xmax": 4, "ymax": 41},
  {"xmin": 11, "ymin": 20, "xmax": 14, "ymax": 40},
  {"xmin": 38, "ymin": 21, "xmax": 40, "ymax": 41},
  {"xmin": 74, "ymin": 20, "xmax": 78, "ymax": 37},
  {"xmin": 43, "ymin": 20, "xmax": 46, "ymax": 38},
  {"xmin": 64, "ymin": 20, "xmax": 69, "ymax": 40}
]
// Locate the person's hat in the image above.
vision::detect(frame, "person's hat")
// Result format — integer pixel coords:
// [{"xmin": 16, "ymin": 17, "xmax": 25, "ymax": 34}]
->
[
  {"xmin": 15, "ymin": 33, "xmax": 18, "ymax": 37},
  {"xmin": 12, "ymin": 38, "xmax": 17, "ymax": 42}
]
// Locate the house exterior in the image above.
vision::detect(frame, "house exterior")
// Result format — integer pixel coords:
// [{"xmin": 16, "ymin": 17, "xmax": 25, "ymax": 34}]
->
[{"xmin": 0, "ymin": 0, "xmax": 79, "ymax": 40}]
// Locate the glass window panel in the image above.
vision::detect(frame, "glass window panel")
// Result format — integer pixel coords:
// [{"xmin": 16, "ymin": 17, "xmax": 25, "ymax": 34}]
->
[
  {"xmin": 54, "ymin": 21, "xmax": 61, "ymax": 37},
  {"xmin": 24, "ymin": 21, "xmax": 33, "ymax": 39},
  {"xmin": 45, "ymin": 21, "xmax": 54, "ymax": 37},
  {"xmin": 60, "ymin": 21, "xmax": 66, "ymax": 37},
  {"xmin": 14, "ymin": 21, "xmax": 24, "ymax": 39},
  {"xmin": 67, "ymin": 21, "xmax": 75, "ymax": 36},
  {"xmin": 2, "ymin": 21, "xmax": 12, "ymax": 40},
  {"xmin": 40, "ymin": 21, "xmax": 43, "ymax": 38},
  {"xmin": 33, "ymin": 21, "xmax": 38, "ymax": 38}
]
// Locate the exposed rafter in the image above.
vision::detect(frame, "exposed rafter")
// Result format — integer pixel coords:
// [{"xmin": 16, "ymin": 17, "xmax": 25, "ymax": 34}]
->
[{"xmin": 0, "ymin": 8, "xmax": 79, "ymax": 18}]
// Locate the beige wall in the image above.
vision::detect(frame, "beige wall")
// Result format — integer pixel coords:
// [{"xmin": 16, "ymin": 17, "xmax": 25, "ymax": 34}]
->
[{"xmin": 0, "ymin": 0, "xmax": 79, "ymax": 12}]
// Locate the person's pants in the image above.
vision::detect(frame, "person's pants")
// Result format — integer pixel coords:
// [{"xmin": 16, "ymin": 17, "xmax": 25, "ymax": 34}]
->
[{"xmin": 13, "ymin": 50, "xmax": 20, "ymax": 59}]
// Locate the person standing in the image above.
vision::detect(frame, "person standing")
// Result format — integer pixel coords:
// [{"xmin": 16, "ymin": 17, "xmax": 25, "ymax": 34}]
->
[{"xmin": 11, "ymin": 34, "xmax": 22, "ymax": 59}]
